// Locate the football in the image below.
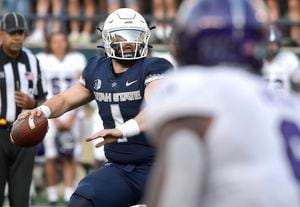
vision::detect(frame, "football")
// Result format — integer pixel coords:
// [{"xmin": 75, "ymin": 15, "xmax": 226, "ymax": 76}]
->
[{"xmin": 10, "ymin": 115, "xmax": 48, "ymax": 147}]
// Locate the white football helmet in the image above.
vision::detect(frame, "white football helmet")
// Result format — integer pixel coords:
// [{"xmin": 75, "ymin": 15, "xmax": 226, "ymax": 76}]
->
[{"xmin": 101, "ymin": 8, "xmax": 151, "ymax": 60}]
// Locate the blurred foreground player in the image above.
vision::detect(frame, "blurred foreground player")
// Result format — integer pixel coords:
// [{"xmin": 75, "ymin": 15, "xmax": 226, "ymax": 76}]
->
[
  {"xmin": 18, "ymin": 8, "xmax": 173, "ymax": 207},
  {"xmin": 0, "ymin": 12, "xmax": 47, "ymax": 207},
  {"xmin": 145, "ymin": 0, "xmax": 300, "ymax": 207}
]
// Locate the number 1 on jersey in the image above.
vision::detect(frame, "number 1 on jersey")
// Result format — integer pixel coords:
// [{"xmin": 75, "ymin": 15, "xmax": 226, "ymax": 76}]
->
[{"xmin": 110, "ymin": 104, "xmax": 128, "ymax": 143}]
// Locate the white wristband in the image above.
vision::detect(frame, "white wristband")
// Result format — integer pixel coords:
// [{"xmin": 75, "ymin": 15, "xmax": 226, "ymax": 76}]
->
[
  {"xmin": 37, "ymin": 105, "xmax": 51, "ymax": 118},
  {"xmin": 117, "ymin": 119, "xmax": 140, "ymax": 137}
]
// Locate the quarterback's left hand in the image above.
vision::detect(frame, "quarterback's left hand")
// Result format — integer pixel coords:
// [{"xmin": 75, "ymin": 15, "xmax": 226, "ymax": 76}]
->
[{"xmin": 86, "ymin": 128, "xmax": 123, "ymax": 147}]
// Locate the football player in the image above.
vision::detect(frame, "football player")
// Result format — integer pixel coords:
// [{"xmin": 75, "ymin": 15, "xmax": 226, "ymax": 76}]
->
[
  {"xmin": 263, "ymin": 25, "xmax": 300, "ymax": 92},
  {"xmin": 144, "ymin": 0, "xmax": 300, "ymax": 207},
  {"xmin": 18, "ymin": 8, "xmax": 173, "ymax": 207},
  {"xmin": 36, "ymin": 32, "xmax": 87, "ymax": 206}
]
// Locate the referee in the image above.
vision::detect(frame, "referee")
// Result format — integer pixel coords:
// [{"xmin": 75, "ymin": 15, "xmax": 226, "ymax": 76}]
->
[{"xmin": 0, "ymin": 12, "xmax": 47, "ymax": 207}]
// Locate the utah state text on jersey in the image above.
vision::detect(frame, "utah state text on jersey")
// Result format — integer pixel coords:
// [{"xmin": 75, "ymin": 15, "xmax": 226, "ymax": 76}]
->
[{"xmin": 94, "ymin": 91, "xmax": 142, "ymax": 102}]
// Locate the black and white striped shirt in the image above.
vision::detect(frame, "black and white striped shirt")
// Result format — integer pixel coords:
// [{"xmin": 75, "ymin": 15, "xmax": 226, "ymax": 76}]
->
[{"xmin": 0, "ymin": 47, "xmax": 47, "ymax": 122}]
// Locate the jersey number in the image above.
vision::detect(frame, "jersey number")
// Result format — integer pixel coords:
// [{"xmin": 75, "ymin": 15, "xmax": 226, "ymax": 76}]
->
[
  {"xmin": 110, "ymin": 104, "xmax": 128, "ymax": 143},
  {"xmin": 51, "ymin": 77, "xmax": 73, "ymax": 95},
  {"xmin": 280, "ymin": 120, "xmax": 300, "ymax": 182}
]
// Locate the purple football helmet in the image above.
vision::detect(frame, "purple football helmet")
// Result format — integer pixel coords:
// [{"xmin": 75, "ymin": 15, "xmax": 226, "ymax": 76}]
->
[{"xmin": 174, "ymin": 0, "xmax": 269, "ymax": 74}]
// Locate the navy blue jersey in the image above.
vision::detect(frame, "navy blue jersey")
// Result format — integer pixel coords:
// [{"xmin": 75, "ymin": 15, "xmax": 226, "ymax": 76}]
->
[{"xmin": 82, "ymin": 56, "xmax": 173, "ymax": 164}]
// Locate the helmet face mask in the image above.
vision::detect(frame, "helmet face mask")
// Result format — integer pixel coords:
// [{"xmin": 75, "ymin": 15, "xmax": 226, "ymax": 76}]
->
[
  {"xmin": 102, "ymin": 8, "xmax": 150, "ymax": 60},
  {"xmin": 103, "ymin": 29, "xmax": 149, "ymax": 59}
]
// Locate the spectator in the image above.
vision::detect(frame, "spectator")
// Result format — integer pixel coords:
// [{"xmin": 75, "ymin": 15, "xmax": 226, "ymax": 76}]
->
[
  {"xmin": 107, "ymin": 0, "xmax": 140, "ymax": 13},
  {"xmin": 152, "ymin": 0, "xmax": 177, "ymax": 42},
  {"xmin": 68, "ymin": 0, "xmax": 95, "ymax": 45},
  {"xmin": 288, "ymin": 0, "xmax": 300, "ymax": 44},
  {"xmin": 264, "ymin": 0, "xmax": 300, "ymax": 45},
  {"xmin": 264, "ymin": 0, "xmax": 280, "ymax": 22},
  {"xmin": 36, "ymin": 32, "xmax": 86, "ymax": 206},
  {"xmin": 1, "ymin": 0, "xmax": 30, "ymax": 17},
  {"xmin": 26, "ymin": 0, "xmax": 63, "ymax": 44}
]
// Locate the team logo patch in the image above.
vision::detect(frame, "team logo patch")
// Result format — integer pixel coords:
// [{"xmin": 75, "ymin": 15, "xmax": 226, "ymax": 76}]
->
[
  {"xmin": 94, "ymin": 79, "xmax": 102, "ymax": 90},
  {"xmin": 25, "ymin": 72, "xmax": 34, "ymax": 81}
]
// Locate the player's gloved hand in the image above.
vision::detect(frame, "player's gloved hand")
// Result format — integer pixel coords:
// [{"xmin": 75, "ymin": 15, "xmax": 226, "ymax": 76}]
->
[{"xmin": 85, "ymin": 128, "xmax": 123, "ymax": 147}]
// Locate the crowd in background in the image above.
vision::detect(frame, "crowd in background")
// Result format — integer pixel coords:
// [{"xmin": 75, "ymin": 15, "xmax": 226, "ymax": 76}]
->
[
  {"xmin": 265, "ymin": 0, "xmax": 300, "ymax": 45},
  {"xmin": 0, "ymin": 0, "xmax": 300, "ymax": 46},
  {"xmin": 0, "ymin": 0, "xmax": 182, "ymax": 46}
]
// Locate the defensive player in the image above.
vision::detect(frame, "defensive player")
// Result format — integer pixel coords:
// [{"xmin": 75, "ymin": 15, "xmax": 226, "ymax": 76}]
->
[
  {"xmin": 18, "ymin": 8, "xmax": 173, "ymax": 207},
  {"xmin": 36, "ymin": 32, "xmax": 87, "ymax": 206},
  {"xmin": 263, "ymin": 25, "xmax": 300, "ymax": 92},
  {"xmin": 144, "ymin": 0, "xmax": 300, "ymax": 207}
]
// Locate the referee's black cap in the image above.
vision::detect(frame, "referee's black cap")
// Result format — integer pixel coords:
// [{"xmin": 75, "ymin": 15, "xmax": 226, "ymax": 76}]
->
[{"xmin": 0, "ymin": 12, "xmax": 27, "ymax": 33}]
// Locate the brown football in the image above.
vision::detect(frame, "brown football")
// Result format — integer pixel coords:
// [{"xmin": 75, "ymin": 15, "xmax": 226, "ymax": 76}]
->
[{"xmin": 10, "ymin": 115, "xmax": 48, "ymax": 147}]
